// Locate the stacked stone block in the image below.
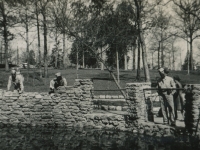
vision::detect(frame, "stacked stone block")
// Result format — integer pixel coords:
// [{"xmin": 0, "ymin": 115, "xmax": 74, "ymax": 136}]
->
[
  {"xmin": 126, "ymin": 82, "xmax": 151, "ymax": 123},
  {"xmin": 85, "ymin": 113, "xmax": 128, "ymax": 131},
  {"xmin": 74, "ymin": 79, "xmax": 93, "ymax": 114},
  {"xmin": 184, "ymin": 84, "xmax": 200, "ymax": 134}
]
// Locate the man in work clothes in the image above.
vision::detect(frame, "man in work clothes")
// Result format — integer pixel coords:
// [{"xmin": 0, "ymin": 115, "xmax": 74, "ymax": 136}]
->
[
  {"xmin": 157, "ymin": 67, "xmax": 176, "ymax": 126},
  {"xmin": 49, "ymin": 72, "xmax": 67, "ymax": 94},
  {"xmin": 7, "ymin": 68, "xmax": 24, "ymax": 94},
  {"xmin": 173, "ymin": 75, "xmax": 185, "ymax": 120}
]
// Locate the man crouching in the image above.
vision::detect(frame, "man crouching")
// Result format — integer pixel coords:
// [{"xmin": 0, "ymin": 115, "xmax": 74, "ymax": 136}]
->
[
  {"xmin": 7, "ymin": 68, "xmax": 24, "ymax": 94},
  {"xmin": 49, "ymin": 72, "xmax": 67, "ymax": 94}
]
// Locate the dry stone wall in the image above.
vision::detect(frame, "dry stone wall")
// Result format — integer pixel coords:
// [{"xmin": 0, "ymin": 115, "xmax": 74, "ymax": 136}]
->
[
  {"xmin": 0, "ymin": 79, "xmax": 200, "ymax": 136},
  {"xmin": 0, "ymin": 79, "xmax": 94, "ymax": 127},
  {"xmin": 126, "ymin": 82, "xmax": 152, "ymax": 123},
  {"xmin": 0, "ymin": 79, "xmax": 130, "ymax": 131},
  {"xmin": 184, "ymin": 84, "xmax": 200, "ymax": 134}
]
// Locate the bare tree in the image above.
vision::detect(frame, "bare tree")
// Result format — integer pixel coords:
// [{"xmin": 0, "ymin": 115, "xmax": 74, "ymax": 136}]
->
[
  {"xmin": 16, "ymin": 0, "xmax": 37, "ymax": 80},
  {"xmin": 132, "ymin": 0, "xmax": 160, "ymax": 82},
  {"xmin": 37, "ymin": 0, "xmax": 52, "ymax": 78},
  {"xmin": 51, "ymin": 0, "xmax": 70, "ymax": 69},
  {"xmin": 0, "ymin": 0, "xmax": 16, "ymax": 71},
  {"xmin": 66, "ymin": 1, "xmax": 128, "ymax": 97},
  {"xmin": 34, "ymin": 0, "xmax": 42, "ymax": 77},
  {"xmin": 173, "ymin": 0, "xmax": 200, "ymax": 70},
  {"xmin": 152, "ymin": 8, "xmax": 171, "ymax": 68}
]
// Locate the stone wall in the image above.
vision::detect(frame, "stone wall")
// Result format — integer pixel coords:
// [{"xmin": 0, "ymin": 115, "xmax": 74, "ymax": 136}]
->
[
  {"xmin": 0, "ymin": 79, "xmax": 129, "ymax": 131},
  {"xmin": 126, "ymin": 82, "xmax": 152, "ymax": 123},
  {"xmin": 125, "ymin": 83, "xmax": 200, "ymax": 135},
  {"xmin": 0, "ymin": 79, "xmax": 200, "ymax": 136},
  {"xmin": 0, "ymin": 79, "xmax": 94, "ymax": 127},
  {"xmin": 184, "ymin": 84, "xmax": 200, "ymax": 134}
]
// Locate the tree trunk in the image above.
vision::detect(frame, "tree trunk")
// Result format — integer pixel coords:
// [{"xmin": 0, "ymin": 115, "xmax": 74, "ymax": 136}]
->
[
  {"xmin": 161, "ymin": 42, "xmax": 164, "ymax": 67},
  {"xmin": 101, "ymin": 46, "xmax": 104, "ymax": 70},
  {"xmin": 158, "ymin": 41, "xmax": 160, "ymax": 68},
  {"xmin": 169, "ymin": 52, "xmax": 171, "ymax": 69},
  {"xmin": 36, "ymin": 1, "xmax": 41, "ymax": 78},
  {"xmin": 140, "ymin": 32, "xmax": 150, "ymax": 82},
  {"xmin": 172, "ymin": 42, "xmax": 175, "ymax": 70},
  {"xmin": 82, "ymin": 48, "xmax": 85, "ymax": 68},
  {"xmin": 0, "ymin": 41, "xmax": 2, "ymax": 64},
  {"xmin": 63, "ymin": 31, "xmax": 68, "ymax": 69},
  {"xmin": 180, "ymin": 52, "xmax": 182, "ymax": 70},
  {"xmin": 76, "ymin": 44, "xmax": 79, "ymax": 70},
  {"xmin": 26, "ymin": 7, "xmax": 30, "ymax": 76},
  {"xmin": 124, "ymin": 51, "xmax": 127, "ymax": 70},
  {"xmin": 43, "ymin": 11, "xmax": 48, "ymax": 78},
  {"xmin": 151, "ymin": 52, "xmax": 153, "ymax": 69},
  {"xmin": 4, "ymin": 33, "xmax": 8, "ymax": 71},
  {"xmin": 2, "ymin": 3, "xmax": 9, "ymax": 71},
  {"xmin": 116, "ymin": 47, "xmax": 120, "ymax": 83},
  {"xmin": 134, "ymin": 0, "xmax": 151, "ymax": 82},
  {"xmin": 189, "ymin": 37, "xmax": 193, "ymax": 70},
  {"xmin": 55, "ymin": 28, "xmax": 58, "ymax": 68},
  {"xmin": 161, "ymin": 33, "xmax": 164, "ymax": 67},
  {"xmin": 136, "ymin": 39, "xmax": 140, "ymax": 80},
  {"xmin": 186, "ymin": 38, "xmax": 190, "ymax": 74},
  {"xmin": 132, "ymin": 44, "xmax": 136, "ymax": 70},
  {"xmin": 17, "ymin": 46, "xmax": 19, "ymax": 66}
]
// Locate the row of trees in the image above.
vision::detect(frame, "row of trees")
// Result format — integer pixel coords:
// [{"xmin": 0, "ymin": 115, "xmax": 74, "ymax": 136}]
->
[{"xmin": 1, "ymin": 0, "xmax": 200, "ymax": 82}]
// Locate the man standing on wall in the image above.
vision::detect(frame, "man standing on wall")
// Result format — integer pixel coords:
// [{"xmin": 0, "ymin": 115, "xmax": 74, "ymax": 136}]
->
[{"xmin": 157, "ymin": 67, "xmax": 176, "ymax": 126}]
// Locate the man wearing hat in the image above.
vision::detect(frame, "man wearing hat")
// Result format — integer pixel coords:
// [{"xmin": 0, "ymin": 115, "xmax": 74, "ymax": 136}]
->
[
  {"xmin": 157, "ymin": 67, "xmax": 176, "ymax": 126},
  {"xmin": 49, "ymin": 72, "xmax": 67, "ymax": 94},
  {"xmin": 7, "ymin": 68, "xmax": 24, "ymax": 94}
]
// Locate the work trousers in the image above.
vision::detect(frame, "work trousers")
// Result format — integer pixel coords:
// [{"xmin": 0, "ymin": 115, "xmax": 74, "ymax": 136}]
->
[
  {"xmin": 13, "ymin": 83, "xmax": 21, "ymax": 91},
  {"xmin": 160, "ymin": 93, "xmax": 175, "ymax": 124}
]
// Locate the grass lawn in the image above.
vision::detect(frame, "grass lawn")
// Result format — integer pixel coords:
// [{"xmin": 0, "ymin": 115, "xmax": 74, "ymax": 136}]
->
[{"xmin": 0, "ymin": 68, "xmax": 199, "ymax": 95}]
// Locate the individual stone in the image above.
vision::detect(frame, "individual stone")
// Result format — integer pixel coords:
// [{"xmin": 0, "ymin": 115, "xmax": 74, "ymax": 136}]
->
[
  {"xmin": 101, "ymin": 105, "xmax": 108, "ymax": 111},
  {"xmin": 43, "ymin": 95, "xmax": 52, "ymax": 100},
  {"xmin": 5, "ymin": 100, "xmax": 14, "ymax": 103},
  {"xmin": 116, "ymin": 106, "xmax": 122, "ymax": 111},
  {"xmin": 35, "ymin": 94, "xmax": 42, "ymax": 99},
  {"xmin": 41, "ymin": 115, "xmax": 52, "ymax": 119},
  {"xmin": 108, "ymin": 106, "xmax": 116, "ymax": 110}
]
